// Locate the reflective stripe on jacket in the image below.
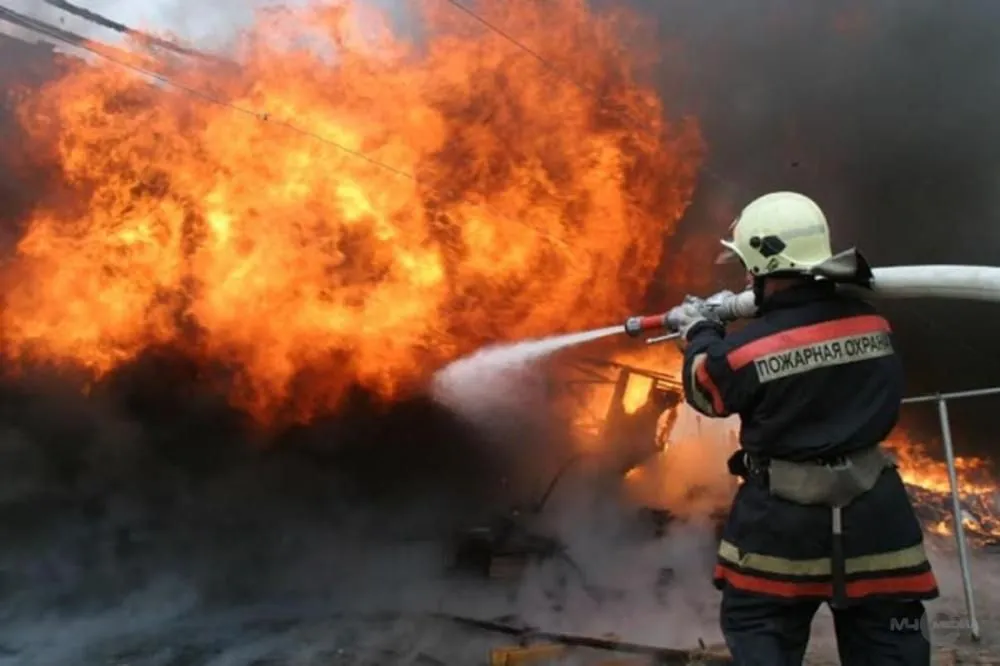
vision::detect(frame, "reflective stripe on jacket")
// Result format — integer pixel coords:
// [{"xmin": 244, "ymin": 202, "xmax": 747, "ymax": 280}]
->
[{"xmin": 711, "ymin": 467, "xmax": 938, "ymax": 602}]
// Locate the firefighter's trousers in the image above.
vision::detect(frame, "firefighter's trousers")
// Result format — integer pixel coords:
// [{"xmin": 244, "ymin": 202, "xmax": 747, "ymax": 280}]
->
[{"xmin": 721, "ymin": 587, "xmax": 930, "ymax": 666}]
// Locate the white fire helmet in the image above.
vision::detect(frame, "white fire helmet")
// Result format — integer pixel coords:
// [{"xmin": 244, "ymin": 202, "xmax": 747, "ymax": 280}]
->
[{"xmin": 717, "ymin": 191, "xmax": 833, "ymax": 277}]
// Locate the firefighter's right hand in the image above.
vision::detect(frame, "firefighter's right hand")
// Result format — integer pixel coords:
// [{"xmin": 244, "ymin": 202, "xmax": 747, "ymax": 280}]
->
[{"xmin": 701, "ymin": 290, "xmax": 738, "ymax": 322}]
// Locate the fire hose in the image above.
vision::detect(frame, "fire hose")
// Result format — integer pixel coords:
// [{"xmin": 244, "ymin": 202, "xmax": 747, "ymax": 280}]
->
[{"xmin": 623, "ymin": 264, "xmax": 1000, "ymax": 341}]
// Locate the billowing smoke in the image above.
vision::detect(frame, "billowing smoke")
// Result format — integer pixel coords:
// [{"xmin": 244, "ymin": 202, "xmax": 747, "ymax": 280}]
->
[{"xmin": 633, "ymin": 0, "xmax": 1000, "ymax": 458}]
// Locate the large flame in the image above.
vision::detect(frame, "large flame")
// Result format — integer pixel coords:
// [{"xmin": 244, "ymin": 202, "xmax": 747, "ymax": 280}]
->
[
  {"xmin": 1, "ymin": 0, "xmax": 703, "ymax": 422},
  {"xmin": 885, "ymin": 433, "xmax": 1000, "ymax": 542},
  {"xmin": 621, "ymin": 373, "xmax": 655, "ymax": 414}
]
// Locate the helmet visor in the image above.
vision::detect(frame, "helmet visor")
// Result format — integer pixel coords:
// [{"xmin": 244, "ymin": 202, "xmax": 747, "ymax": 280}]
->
[
  {"xmin": 716, "ymin": 215, "xmax": 744, "ymax": 265},
  {"xmin": 715, "ymin": 248, "xmax": 738, "ymax": 265},
  {"xmin": 716, "ymin": 239, "xmax": 742, "ymax": 266}
]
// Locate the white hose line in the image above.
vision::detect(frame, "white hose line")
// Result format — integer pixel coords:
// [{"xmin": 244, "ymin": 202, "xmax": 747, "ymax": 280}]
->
[
  {"xmin": 727, "ymin": 264, "xmax": 1000, "ymax": 318},
  {"xmin": 868, "ymin": 264, "xmax": 1000, "ymax": 301}
]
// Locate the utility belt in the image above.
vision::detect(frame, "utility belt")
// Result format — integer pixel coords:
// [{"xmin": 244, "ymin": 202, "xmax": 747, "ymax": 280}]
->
[
  {"xmin": 728, "ymin": 445, "xmax": 896, "ymax": 506},
  {"xmin": 727, "ymin": 445, "xmax": 897, "ymax": 606}
]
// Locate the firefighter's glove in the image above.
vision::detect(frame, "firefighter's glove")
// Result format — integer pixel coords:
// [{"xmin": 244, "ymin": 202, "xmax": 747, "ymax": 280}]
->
[{"xmin": 667, "ymin": 296, "xmax": 712, "ymax": 340}]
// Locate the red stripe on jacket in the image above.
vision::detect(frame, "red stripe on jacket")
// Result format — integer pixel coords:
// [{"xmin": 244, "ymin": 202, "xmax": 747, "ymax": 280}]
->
[
  {"xmin": 694, "ymin": 358, "xmax": 727, "ymax": 415},
  {"xmin": 727, "ymin": 315, "xmax": 891, "ymax": 370}
]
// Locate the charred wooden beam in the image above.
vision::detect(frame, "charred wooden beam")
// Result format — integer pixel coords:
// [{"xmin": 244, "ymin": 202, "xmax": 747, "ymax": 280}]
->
[{"xmin": 437, "ymin": 613, "xmax": 733, "ymax": 664}]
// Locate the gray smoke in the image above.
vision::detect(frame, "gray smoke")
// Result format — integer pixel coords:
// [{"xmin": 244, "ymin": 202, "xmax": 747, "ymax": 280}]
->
[
  {"xmin": 631, "ymin": 0, "xmax": 1000, "ymax": 458},
  {"xmin": 1, "ymin": 0, "xmax": 281, "ymax": 44},
  {"xmin": 1, "ymin": 0, "xmax": 409, "ymax": 48}
]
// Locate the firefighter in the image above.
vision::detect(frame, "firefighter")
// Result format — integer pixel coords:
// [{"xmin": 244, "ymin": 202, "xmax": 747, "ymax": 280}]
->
[{"xmin": 667, "ymin": 191, "xmax": 938, "ymax": 665}]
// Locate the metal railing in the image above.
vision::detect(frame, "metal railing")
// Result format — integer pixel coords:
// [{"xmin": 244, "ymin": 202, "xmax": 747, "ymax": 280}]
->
[{"xmin": 900, "ymin": 387, "xmax": 1000, "ymax": 642}]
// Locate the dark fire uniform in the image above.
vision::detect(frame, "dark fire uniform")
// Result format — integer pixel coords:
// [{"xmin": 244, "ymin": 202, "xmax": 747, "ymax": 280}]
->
[{"xmin": 682, "ymin": 280, "xmax": 938, "ymax": 665}]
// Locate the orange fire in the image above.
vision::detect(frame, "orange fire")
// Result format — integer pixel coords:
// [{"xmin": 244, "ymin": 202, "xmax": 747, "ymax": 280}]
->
[
  {"xmin": 621, "ymin": 373, "xmax": 654, "ymax": 414},
  {"xmin": 1, "ymin": 0, "xmax": 704, "ymax": 423},
  {"xmin": 568, "ymin": 344, "xmax": 684, "ymax": 439},
  {"xmin": 886, "ymin": 432, "xmax": 995, "ymax": 495},
  {"xmin": 885, "ymin": 432, "xmax": 1000, "ymax": 541}
]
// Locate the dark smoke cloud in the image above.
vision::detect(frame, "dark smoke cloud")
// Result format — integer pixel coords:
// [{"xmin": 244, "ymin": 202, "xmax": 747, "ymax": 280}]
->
[
  {"xmin": 0, "ymin": 354, "xmax": 596, "ymax": 663},
  {"xmin": 0, "ymin": 355, "xmax": 734, "ymax": 663},
  {"xmin": 637, "ymin": 0, "xmax": 1000, "ymax": 457}
]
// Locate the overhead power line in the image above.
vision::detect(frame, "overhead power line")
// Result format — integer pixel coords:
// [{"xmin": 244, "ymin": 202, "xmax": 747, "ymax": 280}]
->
[
  {"xmin": 0, "ymin": 4, "xmax": 414, "ymax": 178},
  {"xmin": 40, "ymin": 0, "xmax": 229, "ymax": 66}
]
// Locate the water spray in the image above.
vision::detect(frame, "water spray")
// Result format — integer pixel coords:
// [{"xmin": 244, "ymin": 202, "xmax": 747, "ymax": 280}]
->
[{"xmin": 430, "ymin": 325, "xmax": 624, "ymax": 426}]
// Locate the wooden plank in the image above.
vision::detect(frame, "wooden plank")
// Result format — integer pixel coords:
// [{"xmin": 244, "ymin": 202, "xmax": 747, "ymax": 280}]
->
[
  {"xmin": 688, "ymin": 643, "xmax": 732, "ymax": 664},
  {"xmin": 931, "ymin": 648, "xmax": 955, "ymax": 666},
  {"xmin": 437, "ymin": 613, "xmax": 730, "ymax": 664},
  {"xmin": 489, "ymin": 644, "xmax": 565, "ymax": 666}
]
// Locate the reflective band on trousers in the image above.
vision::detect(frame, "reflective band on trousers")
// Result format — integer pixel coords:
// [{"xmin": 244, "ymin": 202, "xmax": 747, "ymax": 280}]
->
[
  {"xmin": 717, "ymin": 539, "xmax": 930, "ymax": 577},
  {"xmin": 713, "ymin": 564, "xmax": 938, "ymax": 599}
]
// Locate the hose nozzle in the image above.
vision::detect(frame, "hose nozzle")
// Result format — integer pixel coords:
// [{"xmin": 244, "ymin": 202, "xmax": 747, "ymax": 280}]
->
[
  {"xmin": 623, "ymin": 291, "xmax": 757, "ymax": 339},
  {"xmin": 623, "ymin": 313, "xmax": 669, "ymax": 337}
]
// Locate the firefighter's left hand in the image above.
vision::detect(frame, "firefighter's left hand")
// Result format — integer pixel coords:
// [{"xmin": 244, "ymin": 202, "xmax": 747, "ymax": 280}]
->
[{"xmin": 666, "ymin": 296, "xmax": 710, "ymax": 340}]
